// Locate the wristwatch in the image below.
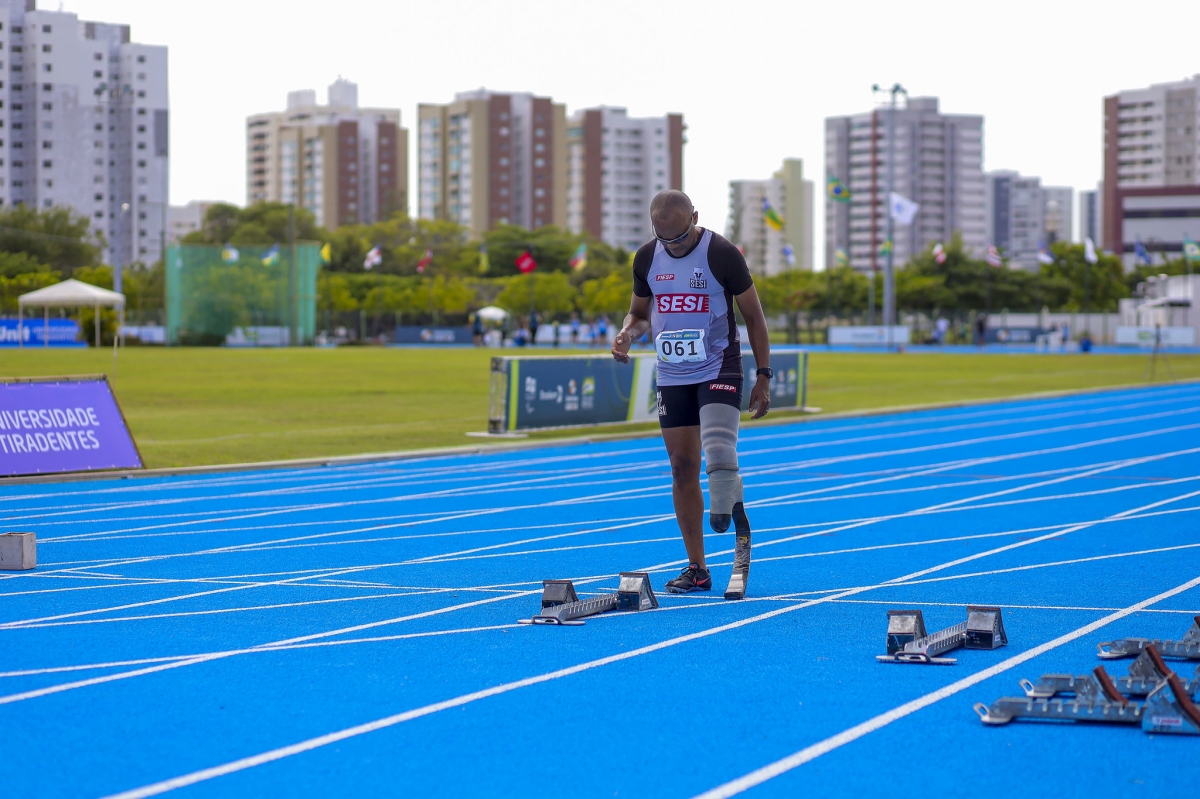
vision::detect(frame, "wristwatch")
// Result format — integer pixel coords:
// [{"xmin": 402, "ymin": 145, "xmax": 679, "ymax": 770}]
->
[{"xmin": 756, "ymin": 367, "xmax": 774, "ymax": 379}]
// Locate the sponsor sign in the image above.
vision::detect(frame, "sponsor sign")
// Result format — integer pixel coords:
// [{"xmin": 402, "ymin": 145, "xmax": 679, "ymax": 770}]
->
[
  {"xmin": 391, "ymin": 326, "xmax": 473, "ymax": 345},
  {"xmin": 985, "ymin": 327, "xmax": 1048, "ymax": 344},
  {"xmin": 0, "ymin": 318, "xmax": 86, "ymax": 348},
  {"xmin": 655, "ymin": 294, "xmax": 710, "ymax": 313},
  {"xmin": 827, "ymin": 326, "xmax": 911, "ymax": 346},
  {"xmin": 0, "ymin": 377, "xmax": 143, "ymax": 477},
  {"xmin": 1115, "ymin": 326, "xmax": 1196, "ymax": 347}
]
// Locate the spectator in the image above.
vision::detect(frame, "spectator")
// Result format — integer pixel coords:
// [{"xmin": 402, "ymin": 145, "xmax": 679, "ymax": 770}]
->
[
  {"xmin": 472, "ymin": 312, "xmax": 484, "ymax": 347},
  {"xmin": 529, "ymin": 311, "xmax": 539, "ymax": 347}
]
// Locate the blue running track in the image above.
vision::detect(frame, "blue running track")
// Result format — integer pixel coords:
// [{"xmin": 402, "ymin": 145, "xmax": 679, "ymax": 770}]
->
[{"xmin": 2, "ymin": 384, "xmax": 1200, "ymax": 797}]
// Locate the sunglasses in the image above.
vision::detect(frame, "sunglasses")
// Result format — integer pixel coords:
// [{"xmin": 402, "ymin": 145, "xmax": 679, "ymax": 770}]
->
[{"xmin": 653, "ymin": 210, "xmax": 696, "ymax": 244}]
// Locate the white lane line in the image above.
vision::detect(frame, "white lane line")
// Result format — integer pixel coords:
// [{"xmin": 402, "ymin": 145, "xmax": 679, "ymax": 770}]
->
[
  {"xmin": 94, "ymin": 552, "xmax": 1200, "ymax": 799},
  {"xmin": 688, "ymin": 573, "xmax": 1200, "ymax": 799},
  {"xmin": 828, "ymin": 598, "xmax": 1200, "ymax": 615}
]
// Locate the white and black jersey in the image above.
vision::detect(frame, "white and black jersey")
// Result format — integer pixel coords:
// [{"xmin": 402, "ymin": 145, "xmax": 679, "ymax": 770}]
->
[{"xmin": 632, "ymin": 229, "xmax": 754, "ymax": 387}]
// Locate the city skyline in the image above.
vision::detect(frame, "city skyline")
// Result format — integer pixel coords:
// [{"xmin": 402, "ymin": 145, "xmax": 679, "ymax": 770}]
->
[{"xmin": 48, "ymin": 0, "xmax": 1200, "ymax": 267}]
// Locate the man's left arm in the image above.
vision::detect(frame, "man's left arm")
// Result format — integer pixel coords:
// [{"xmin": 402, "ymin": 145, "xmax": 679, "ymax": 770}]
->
[{"xmin": 735, "ymin": 285, "xmax": 771, "ymax": 420}]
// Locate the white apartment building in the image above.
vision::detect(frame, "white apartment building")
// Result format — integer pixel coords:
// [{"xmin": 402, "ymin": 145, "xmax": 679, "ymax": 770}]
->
[
  {"xmin": 1079, "ymin": 184, "xmax": 1103, "ymax": 250},
  {"xmin": 984, "ymin": 171, "xmax": 1074, "ymax": 270},
  {"xmin": 825, "ymin": 96, "xmax": 985, "ymax": 271},
  {"xmin": 247, "ymin": 79, "xmax": 406, "ymax": 228},
  {"xmin": 565, "ymin": 106, "xmax": 684, "ymax": 251},
  {"xmin": 1103, "ymin": 75, "xmax": 1200, "ymax": 262},
  {"xmin": 166, "ymin": 200, "xmax": 218, "ymax": 245},
  {"xmin": 727, "ymin": 158, "xmax": 813, "ymax": 275},
  {"xmin": 0, "ymin": 1, "xmax": 168, "ymax": 267},
  {"xmin": 418, "ymin": 89, "xmax": 566, "ymax": 238}
]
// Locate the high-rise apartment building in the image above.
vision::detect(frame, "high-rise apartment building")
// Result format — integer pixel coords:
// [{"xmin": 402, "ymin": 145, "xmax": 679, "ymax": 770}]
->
[
  {"xmin": 0, "ymin": 1, "xmax": 168, "ymax": 267},
  {"xmin": 418, "ymin": 89, "xmax": 566, "ymax": 238},
  {"xmin": 984, "ymin": 171, "xmax": 1073, "ymax": 270},
  {"xmin": 1079, "ymin": 184, "xmax": 1103, "ymax": 249},
  {"xmin": 1103, "ymin": 75, "xmax": 1200, "ymax": 261},
  {"xmin": 246, "ymin": 79, "xmax": 406, "ymax": 228},
  {"xmin": 825, "ymin": 96, "xmax": 985, "ymax": 271},
  {"xmin": 565, "ymin": 106, "xmax": 684, "ymax": 251},
  {"xmin": 166, "ymin": 200, "xmax": 217, "ymax": 245},
  {"xmin": 726, "ymin": 158, "xmax": 814, "ymax": 275}
]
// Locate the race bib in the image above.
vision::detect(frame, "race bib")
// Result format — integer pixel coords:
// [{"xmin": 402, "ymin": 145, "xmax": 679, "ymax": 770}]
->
[{"xmin": 656, "ymin": 329, "xmax": 707, "ymax": 363}]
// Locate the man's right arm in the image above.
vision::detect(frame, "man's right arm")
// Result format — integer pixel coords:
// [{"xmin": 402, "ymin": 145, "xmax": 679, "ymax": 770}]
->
[{"xmin": 612, "ymin": 294, "xmax": 651, "ymax": 363}]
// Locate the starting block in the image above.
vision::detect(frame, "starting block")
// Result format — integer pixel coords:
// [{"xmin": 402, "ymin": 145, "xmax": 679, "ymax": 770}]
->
[
  {"xmin": 520, "ymin": 572, "xmax": 658, "ymax": 626},
  {"xmin": 877, "ymin": 605, "xmax": 1006, "ymax": 665},
  {"xmin": 1097, "ymin": 615, "xmax": 1200, "ymax": 660},
  {"xmin": 976, "ymin": 666, "xmax": 1143, "ymax": 727},
  {"xmin": 0, "ymin": 533, "xmax": 36, "ymax": 571}
]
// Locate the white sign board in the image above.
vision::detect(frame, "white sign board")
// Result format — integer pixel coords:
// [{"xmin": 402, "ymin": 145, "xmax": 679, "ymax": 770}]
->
[
  {"xmin": 1114, "ymin": 326, "xmax": 1196, "ymax": 347},
  {"xmin": 828, "ymin": 326, "xmax": 911, "ymax": 346}
]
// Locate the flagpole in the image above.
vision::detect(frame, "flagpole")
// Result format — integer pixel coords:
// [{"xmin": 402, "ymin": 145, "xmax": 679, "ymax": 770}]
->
[{"xmin": 874, "ymin": 82, "xmax": 906, "ymax": 351}]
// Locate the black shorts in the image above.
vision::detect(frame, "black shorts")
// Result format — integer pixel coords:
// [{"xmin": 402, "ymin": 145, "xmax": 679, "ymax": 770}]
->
[{"xmin": 657, "ymin": 379, "xmax": 743, "ymax": 429}]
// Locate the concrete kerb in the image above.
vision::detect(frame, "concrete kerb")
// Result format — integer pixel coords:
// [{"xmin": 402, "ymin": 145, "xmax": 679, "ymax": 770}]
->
[{"xmin": 2, "ymin": 377, "xmax": 1198, "ymax": 488}]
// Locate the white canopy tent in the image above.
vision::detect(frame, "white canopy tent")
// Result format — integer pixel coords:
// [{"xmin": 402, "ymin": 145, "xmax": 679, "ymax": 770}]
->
[
  {"xmin": 17, "ymin": 279, "xmax": 125, "ymax": 348},
  {"xmin": 476, "ymin": 305, "xmax": 509, "ymax": 322}
]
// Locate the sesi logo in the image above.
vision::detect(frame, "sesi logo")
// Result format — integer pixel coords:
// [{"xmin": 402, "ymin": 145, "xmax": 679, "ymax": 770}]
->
[
  {"xmin": 656, "ymin": 274, "xmax": 675, "ymax": 281},
  {"xmin": 656, "ymin": 294, "xmax": 710, "ymax": 313}
]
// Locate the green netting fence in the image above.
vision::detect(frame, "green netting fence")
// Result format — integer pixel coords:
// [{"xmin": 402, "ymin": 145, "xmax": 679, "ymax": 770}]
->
[{"xmin": 165, "ymin": 243, "xmax": 320, "ymax": 346}]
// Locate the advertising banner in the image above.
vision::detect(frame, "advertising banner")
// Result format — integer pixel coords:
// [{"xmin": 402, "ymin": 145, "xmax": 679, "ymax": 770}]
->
[
  {"xmin": 0, "ymin": 318, "xmax": 86, "ymax": 348},
  {"xmin": 493, "ymin": 351, "xmax": 809, "ymax": 432},
  {"xmin": 985, "ymin": 327, "xmax": 1048, "ymax": 344},
  {"xmin": 827, "ymin": 326, "xmax": 911, "ymax": 346},
  {"xmin": 0, "ymin": 377, "xmax": 143, "ymax": 477},
  {"xmin": 1115, "ymin": 326, "xmax": 1197, "ymax": 346},
  {"xmin": 391, "ymin": 326, "xmax": 473, "ymax": 345}
]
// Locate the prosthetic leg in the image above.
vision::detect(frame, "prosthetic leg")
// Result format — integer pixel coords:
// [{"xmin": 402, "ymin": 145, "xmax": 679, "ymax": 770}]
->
[{"xmin": 701, "ymin": 404, "xmax": 751, "ymax": 600}]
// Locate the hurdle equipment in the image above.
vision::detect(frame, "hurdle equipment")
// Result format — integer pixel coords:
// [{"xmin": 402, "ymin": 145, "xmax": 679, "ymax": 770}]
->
[
  {"xmin": 877, "ymin": 606, "xmax": 1006, "ymax": 664},
  {"xmin": 0, "ymin": 533, "xmax": 36, "ymax": 571},
  {"xmin": 1097, "ymin": 615, "xmax": 1200, "ymax": 660},
  {"xmin": 976, "ymin": 666, "xmax": 1144, "ymax": 727},
  {"xmin": 520, "ymin": 572, "xmax": 658, "ymax": 626}
]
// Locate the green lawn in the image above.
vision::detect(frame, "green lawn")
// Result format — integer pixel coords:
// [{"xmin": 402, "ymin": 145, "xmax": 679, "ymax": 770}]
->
[{"xmin": 1, "ymin": 346, "xmax": 1197, "ymax": 469}]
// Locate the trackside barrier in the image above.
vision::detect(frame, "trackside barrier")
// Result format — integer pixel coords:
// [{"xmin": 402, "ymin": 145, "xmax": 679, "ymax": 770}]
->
[{"xmin": 487, "ymin": 351, "xmax": 810, "ymax": 434}]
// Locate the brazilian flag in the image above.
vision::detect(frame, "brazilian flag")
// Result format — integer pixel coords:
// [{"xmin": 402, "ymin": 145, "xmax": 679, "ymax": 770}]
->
[
  {"xmin": 834, "ymin": 248, "xmax": 849, "ymax": 268},
  {"xmin": 879, "ymin": 239, "xmax": 893, "ymax": 257},
  {"xmin": 828, "ymin": 176, "xmax": 851, "ymax": 203},
  {"xmin": 761, "ymin": 198, "xmax": 785, "ymax": 232}
]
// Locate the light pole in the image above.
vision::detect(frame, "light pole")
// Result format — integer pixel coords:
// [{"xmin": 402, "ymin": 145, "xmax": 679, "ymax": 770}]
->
[
  {"xmin": 872, "ymin": 82, "xmax": 907, "ymax": 349},
  {"xmin": 115, "ymin": 202, "xmax": 130, "ymax": 294}
]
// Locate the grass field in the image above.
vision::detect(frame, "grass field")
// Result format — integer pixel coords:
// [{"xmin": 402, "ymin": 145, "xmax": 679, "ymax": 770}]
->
[{"xmin": 1, "ymin": 346, "xmax": 1198, "ymax": 468}]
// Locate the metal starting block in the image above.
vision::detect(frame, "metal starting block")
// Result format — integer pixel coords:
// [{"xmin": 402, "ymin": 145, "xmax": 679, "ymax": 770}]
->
[
  {"xmin": 877, "ymin": 605, "xmax": 1006, "ymax": 665},
  {"xmin": 1097, "ymin": 615, "xmax": 1200, "ymax": 660},
  {"xmin": 520, "ymin": 572, "xmax": 658, "ymax": 626},
  {"xmin": 976, "ymin": 666, "xmax": 1144, "ymax": 727},
  {"xmin": 1021, "ymin": 645, "xmax": 1200, "ymax": 700}
]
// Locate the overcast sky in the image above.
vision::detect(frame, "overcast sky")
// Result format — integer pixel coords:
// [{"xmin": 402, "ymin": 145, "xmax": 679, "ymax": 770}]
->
[{"xmin": 63, "ymin": 0, "xmax": 1200, "ymax": 263}]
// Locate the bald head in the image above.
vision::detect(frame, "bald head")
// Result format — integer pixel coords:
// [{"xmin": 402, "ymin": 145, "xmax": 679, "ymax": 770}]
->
[{"xmin": 650, "ymin": 190, "xmax": 695, "ymax": 241}]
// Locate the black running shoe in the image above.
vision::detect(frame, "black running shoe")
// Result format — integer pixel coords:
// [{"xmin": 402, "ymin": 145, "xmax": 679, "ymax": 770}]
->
[{"xmin": 666, "ymin": 564, "xmax": 712, "ymax": 594}]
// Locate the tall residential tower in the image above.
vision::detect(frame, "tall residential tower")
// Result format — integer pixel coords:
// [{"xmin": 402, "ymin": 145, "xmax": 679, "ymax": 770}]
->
[
  {"xmin": 825, "ymin": 96, "xmax": 985, "ymax": 271},
  {"xmin": 727, "ymin": 158, "xmax": 814, "ymax": 275},
  {"xmin": 246, "ymin": 79, "xmax": 407, "ymax": 228},
  {"xmin": 1, "ymin": 1, "xmax": 168, "ymax": 267}
]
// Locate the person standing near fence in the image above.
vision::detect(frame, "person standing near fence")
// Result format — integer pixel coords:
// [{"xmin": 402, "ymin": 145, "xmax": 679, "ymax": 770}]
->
[{"xmin": 610, "ymin": 190, "xmax": 772, "ymax": 600}]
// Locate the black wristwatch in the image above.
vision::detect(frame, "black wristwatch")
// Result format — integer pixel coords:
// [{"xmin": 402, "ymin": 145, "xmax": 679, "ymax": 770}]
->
[{"xmin": 756, "ymin": 367, "xmax": 774, "ymax": 379}]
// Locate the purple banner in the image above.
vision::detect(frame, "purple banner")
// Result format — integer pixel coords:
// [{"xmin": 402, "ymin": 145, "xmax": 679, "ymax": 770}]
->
[{"xmin": 0, "ymin": 378, "xmax": 143, "ymax": 477}]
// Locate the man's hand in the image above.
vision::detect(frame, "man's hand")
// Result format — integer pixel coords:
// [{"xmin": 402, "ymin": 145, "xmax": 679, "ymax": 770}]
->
[
  {"xmin": 611, "ymin": 329, "xmax": 635, "ymax": 363},
  {"xmin": 748, "ymin": 375, "xmax": 771, "ymax": 420}
]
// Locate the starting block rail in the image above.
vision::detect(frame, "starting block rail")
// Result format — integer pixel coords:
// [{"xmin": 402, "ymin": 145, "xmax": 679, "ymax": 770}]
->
[
  {"xmin": 1097, "ymin": 615, "xmax": 1200, "ymax": 660},
  {"xmin": 520, "ymin": 572, "xmax": 658, "ymax": 626},
  {"xmin": 877, "ymin": 606, "xmax": 1006, "ymax": 665}
]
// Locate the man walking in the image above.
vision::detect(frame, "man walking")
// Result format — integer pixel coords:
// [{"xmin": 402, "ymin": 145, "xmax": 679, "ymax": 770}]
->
[{"xmin": 611, "ymin": 190, "xmax": 772, "ymax": 600}]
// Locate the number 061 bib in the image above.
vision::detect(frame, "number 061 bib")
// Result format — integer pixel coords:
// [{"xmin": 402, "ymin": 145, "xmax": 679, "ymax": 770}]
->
[{"xmin": 656, "ymin": 329, "xmax": 707, "ymax": 363}]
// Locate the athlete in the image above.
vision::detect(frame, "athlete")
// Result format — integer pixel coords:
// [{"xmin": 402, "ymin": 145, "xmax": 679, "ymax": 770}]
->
[{"xmin": 611, "ymin": 190, "xmax": 772, "ymax": 600}]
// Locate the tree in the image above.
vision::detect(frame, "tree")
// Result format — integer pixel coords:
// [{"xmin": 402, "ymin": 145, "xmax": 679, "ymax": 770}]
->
[
  {"xmin": 182, "ymin": 202, "xmax": 325, "ymax": 246},
  {"xmin": 495, "ymin": 272, "xmax": 577, "ymax": 318},
  {"xmin": 758, "ymin": 270, "xmax": 822, "ymax": 342},
  {"xmin": 1039, "ymin": 242, "xmax": 1128, "ymax": 312},
  {"xmin": 0, "ymin": 205, "xmax": 102, "ymax": 276},
  {"xmin": 580, "ymin": 271, "xmax": 634, "ymax": 317}
]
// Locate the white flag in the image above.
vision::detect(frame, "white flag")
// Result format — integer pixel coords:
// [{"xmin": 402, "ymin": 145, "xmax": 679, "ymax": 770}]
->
[
  {"xmin": 363, "ymin": 246, "xmax": 382, "ymax": 270},
  {"xmin": 1084, "ymin": 237, "xmax": 1099, "ymax": 265},
  {"xmin": 889, "ymin": 192, "xmax": 920, "ymax": 225}
]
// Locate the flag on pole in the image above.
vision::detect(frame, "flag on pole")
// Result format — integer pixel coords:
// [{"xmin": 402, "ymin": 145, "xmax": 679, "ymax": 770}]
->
[
  {"xmin": 1134, "ymin": 238, "xmax": 1151, "ymax": 266},
  {"xmin": 627, "ymin": 251, "xmax": 636, "ymax": 268},
  {"xmin": 834, "ymin": 248, "xmax": 849, "ymax": 268},
  {"xmin": 762, "ymin": 197, "xmax": 785, "ymax": 231},
  {"xmin": 932, "ymin": 242, "xmax": 947, "ymax": 265},
  {"xmin": 319, "ymin": 242, "xmax": 332, "ymax": 265},
  {"xmin": 985, "ymin": 246, "xmax": 1003, "ymax": 267},
  {"xmin": 478, "ymin": 245, "xmax": 490, "ymax": 274},
  {"xmin": 783, "ymin": 243, "xmax": 796, "ymax": 266},
  {"xmin": 888, "ymin": 192, "xmax": 920, "ymax": 225},
  {"xmin": 260, "ymin": 243, "xmax": 280, "ymax": 267},
  {"xmin": 827, "ymin": 176, "xmax": 851, "ymax": 203},
  {"xmin": 569, "ymin": 242, "xmax": 588, "ymax": 271},
  {"xmin": 516, "ymin": 250, "xmax": 537, "ymax": 274},
  {"xmin": 363, "ymin": 245, "xmax": 382, "ymax": 270},
  {"xmin": 1084, "ymin": 237, "xmax": 1099, "ymax": 265},
  {"xmin": 1037, "ymin": 242, "xmax": 1055, "ymax": 265},
  {"xmin": 416, "ymin": 248, "xmax": 433, "ymax": 274},
  {"xmin": 1184, "ymin": 236, "xmax": 1200, "ymax": 263},
  {"xmin": 221, "ymin": 243, "xmax": 240, "ymax": 264},
  {"xmin": 879, "ymin": 239, "xmax": 893, "ymax": 257}
]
